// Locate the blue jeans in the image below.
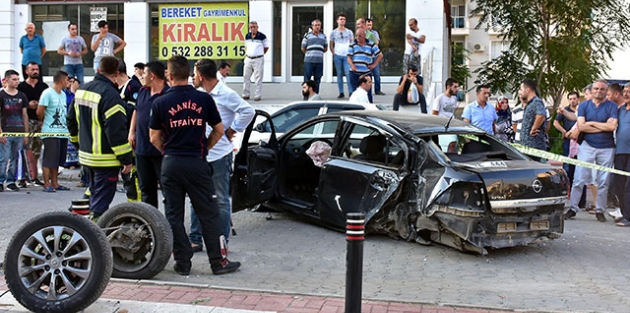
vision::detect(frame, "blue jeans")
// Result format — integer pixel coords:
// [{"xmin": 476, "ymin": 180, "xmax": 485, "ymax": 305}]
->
[
  {"xmin": 348, "ymin": 71, "xmax": 373, "ymax": 103},
  {"xmin": 64, "ymin": 64, "xmax": 84, "ymax": 85},
  {"xmin": 303, "ymin": 62, "xmax": 323, "ymax": 93},
  {"xmin": 0, "ymin": 137, "xmax": 23, "ymax": 185},
  {"xmin": 333, "ymin": 55, "xmax": 351, "ymax": 94},
  {"xmin": 189, "ymin": 152, "xmax": 233, "ymax": 246},
  {"xmin": 372, "ymin": 63, "xmax": 382, "ymax": 94}
]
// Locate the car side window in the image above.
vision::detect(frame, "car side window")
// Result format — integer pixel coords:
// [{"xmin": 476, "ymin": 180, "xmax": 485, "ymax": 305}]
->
[
  {"xmin": 272, "ymin": 107, "xmax": 320, "ymax": 133},
  {"xmin": 342, "ymin": 124, "xmax": 404, "ymax": 167}
]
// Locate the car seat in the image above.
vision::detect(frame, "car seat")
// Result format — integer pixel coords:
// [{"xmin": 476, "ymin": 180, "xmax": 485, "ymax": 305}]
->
[{"xmin": 354, "ymin": 135, "xmax": 386, "ymax": 162}]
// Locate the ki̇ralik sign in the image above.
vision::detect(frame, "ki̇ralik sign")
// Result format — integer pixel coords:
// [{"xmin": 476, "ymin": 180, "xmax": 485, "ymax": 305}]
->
[{"xmin": 159, "ymin": 3, "xmax": 248, "ymax": 60}]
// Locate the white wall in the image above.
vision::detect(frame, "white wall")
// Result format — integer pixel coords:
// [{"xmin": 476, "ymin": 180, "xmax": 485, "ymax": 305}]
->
[
  {"xmin": 0, "ymin": 2, "xmax": 16, "ymax": 76},
  {"xmin": 408, "ymin": 0, "xmax": 447, "ymax": 103},
  {"xmin": 123, "ymin": 2, "xmax": 150, "ymax": 70},
  {"xmin": 12, "ymin": 4, "xmax": 30, "ymax": 78},
  {"xmin": 249, "ymin": 0, "xmax": 273, "ymax": 82}
]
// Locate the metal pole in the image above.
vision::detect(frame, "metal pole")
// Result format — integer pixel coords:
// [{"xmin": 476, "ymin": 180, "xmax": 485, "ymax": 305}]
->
[{"xmin": 345, "ymin": 212, "xmax": 365, "ymax": 313}]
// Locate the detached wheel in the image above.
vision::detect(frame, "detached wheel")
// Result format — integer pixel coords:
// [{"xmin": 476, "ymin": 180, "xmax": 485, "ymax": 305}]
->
[
  {"xmin": 98, "ymin": 202, "xmax": 172, "ymax": 279},
  {"xmin": 3, "ymin": 211, "xmax": 112, "ymax": 313}
]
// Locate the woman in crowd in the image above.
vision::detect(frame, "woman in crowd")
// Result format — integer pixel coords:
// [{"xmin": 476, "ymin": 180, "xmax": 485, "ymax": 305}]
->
[{"xmin": 495, "ymin": 97, "xmax": 514, "ymax": 142}]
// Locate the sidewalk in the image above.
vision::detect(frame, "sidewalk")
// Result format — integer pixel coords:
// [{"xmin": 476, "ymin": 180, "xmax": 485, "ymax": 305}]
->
[{"xmin": 0, "ymin": 278, "xmax": 521, "ymax": 313}]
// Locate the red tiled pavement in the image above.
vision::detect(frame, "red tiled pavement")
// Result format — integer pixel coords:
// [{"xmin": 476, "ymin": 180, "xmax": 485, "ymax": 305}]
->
[{"xmin": 0, "ymin": 278, "xmax": 517, "ymax": 313}]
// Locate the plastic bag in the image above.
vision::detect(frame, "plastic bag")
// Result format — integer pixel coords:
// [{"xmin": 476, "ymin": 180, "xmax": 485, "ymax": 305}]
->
[
  {"xmin": 407, "ymin": 83, "xmax": 419, "ymax": 104},
  {"xmin": 306, "ymin": 141, "xmax": 332, "ymax": 167}
]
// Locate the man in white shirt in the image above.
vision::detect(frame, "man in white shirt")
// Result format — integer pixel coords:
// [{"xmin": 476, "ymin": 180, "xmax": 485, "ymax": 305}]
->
[
  {"xmin": 349, "ymin": 74, "xmax": 372, "ymax": 104},
  {"xmin": 432, "ymin": 78, "xmax": 459, "ymax": 118},
  {"xmin": 216, "ymin": 61, "xmax": 231, "ymax": 84},
  {"xmin": 242, "ymin": 21, "xmax": 269, "ymax": 101},
  {"xmin": 404, "ymin": 18, "xmax": 425, "ymax": 73},
  {"xmin": 190, "ymin": 59, "xmax": 255, "ymax": 250}
]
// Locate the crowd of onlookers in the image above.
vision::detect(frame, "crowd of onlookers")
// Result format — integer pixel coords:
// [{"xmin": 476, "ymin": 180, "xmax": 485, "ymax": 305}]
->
[{"xmin": 452, "ymin": 78, "xmax": 630, "ymax": 227}]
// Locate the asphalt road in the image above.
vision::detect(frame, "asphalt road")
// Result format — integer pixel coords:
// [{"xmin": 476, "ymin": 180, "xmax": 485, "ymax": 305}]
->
[{"xmin": 1, "ymin": 178, "xmax": 628, "ymax": 313}]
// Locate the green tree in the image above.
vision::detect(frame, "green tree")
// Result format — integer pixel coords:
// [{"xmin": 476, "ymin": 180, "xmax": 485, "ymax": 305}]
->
[
  {"xmin": 472, "ymin": 0, "xmax": 630, "ymax": 109},
  {"xmin": 451, "ymin": 43, "xmax": 471, "ymax": 89}
]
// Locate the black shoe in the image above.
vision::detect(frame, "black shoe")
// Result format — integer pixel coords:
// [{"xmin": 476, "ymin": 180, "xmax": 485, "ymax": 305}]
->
[
  {"xmin": 174, "ymin": 262, "xmax": 191, "ymax": 276},
  {"xmin": 564, "ymin": 209, "xmax": 577, "ymax": 220},
  {"xmin": 191, "ymin": 243, "xmax": 203, "ymax": 253},
  {"xmin": 376, "ymin": 91, "xmax": 386, "ymax": 95},
  {"xmin": 17, "ymin": 180, "xmax": 27, "ymax": 188},
  {"xmin": 0, "ymin": 185, "xmax": 4, "ymax": 192},
  {"xmin": 211, "ymin": 259, "xmax": 241, "ymax": 275},
  {"xmin": 6, "ymin": 183, "xmax": 19, "ymax": 192},
  {"xmin": 337, "ymin": 93, "xmax": 344, "ymax": 99},
  {"xmin": 595, "ymin": 212, "xmax": 606, "ymax": 222},
  {"xmin": 33, "ymin": 179, "xmax": 44, "ymax": 186}
]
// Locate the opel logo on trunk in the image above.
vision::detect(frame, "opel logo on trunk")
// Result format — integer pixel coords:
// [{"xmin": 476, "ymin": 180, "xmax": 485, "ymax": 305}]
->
[{"xmin": 532, "ymin": 179, "xmax": 543, "ymax": 193}]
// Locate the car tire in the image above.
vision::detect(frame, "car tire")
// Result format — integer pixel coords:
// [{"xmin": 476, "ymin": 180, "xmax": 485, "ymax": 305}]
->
[
  {"xmin": 97, "ymin": 202, "xmax": 173, "ymax": 279},
  {"xmin": 3, "ymin": 211, "xmax": 112, "ymax": 313}
]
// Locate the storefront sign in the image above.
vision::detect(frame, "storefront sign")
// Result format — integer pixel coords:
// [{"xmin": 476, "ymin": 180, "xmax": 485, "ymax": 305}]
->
[
  {"xmin": 90, "ymin": 7, "xmax": 108, "ymax": 33},
  {"xmin": 158, "ymin": 3, "xmax": 248, "ymax": 60}
]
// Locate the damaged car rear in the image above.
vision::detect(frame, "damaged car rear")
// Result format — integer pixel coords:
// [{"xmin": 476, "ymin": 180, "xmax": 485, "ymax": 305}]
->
[{"xmin": 232, "ymin": 110, "xmax": 569, "ymax": 254}]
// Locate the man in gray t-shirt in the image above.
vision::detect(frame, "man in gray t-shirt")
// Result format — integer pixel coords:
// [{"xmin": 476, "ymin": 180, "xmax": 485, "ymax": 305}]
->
[
  {"xmin": 58, "ymin": 22, "xmax": 87, "ymax": 84},
  {"xmin": 91, "ymin": 20, "xmax": 126, "ymax": 72}
]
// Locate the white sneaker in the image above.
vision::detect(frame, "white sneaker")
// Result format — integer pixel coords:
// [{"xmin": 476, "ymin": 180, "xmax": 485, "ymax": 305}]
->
[{"xmin": 608, "ymin": 207, "xmax": 622, "ymax": 218}]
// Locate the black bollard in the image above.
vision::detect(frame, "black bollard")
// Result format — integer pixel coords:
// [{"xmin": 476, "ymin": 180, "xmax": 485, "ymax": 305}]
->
[{"xmin": 345, "ymin": 212, "xmax": 365, "ymax": 313}]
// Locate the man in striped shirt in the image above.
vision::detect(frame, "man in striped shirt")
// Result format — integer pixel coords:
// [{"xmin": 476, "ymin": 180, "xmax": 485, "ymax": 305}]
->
[
  {"xmin": 347, "ymin": 28, "xmax": 382, "ymax": 103},
  {"xmin": 301, "ymin": 19, "xmax": 328, "ymax": 97}
]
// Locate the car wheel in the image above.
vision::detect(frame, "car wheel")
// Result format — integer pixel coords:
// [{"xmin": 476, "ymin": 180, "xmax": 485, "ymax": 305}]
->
[
  {"xmin": 97, "ymin": 202, "xmax": 173, "ymax": 279},
  {"xmin": 3, "ymin": 211, "xmax": 112, "ymax": 313}
]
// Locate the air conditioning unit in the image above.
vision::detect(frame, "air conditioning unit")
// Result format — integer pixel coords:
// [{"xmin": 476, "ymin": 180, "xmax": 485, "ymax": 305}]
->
[{"xmin": 472, "ymin": 43, "xmax": 486, "ymax": 52}]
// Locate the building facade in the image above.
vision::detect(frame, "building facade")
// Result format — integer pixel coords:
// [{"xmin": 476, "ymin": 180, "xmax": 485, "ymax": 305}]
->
[{"xmin": 2, "ymin": 0, "xmax": 451, "ymax": 102}]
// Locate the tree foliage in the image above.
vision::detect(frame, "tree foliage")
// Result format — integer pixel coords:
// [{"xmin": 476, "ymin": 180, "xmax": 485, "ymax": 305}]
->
[
  {"xmin": 451, "ymin": 43, "xmax": 472, "ymax": 89},
  {"xmin": 472, "ymin": 0, "xmax": 630, "ymax": 108}
]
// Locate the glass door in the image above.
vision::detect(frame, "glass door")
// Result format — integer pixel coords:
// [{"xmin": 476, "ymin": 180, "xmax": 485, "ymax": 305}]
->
[{"xmin": 290, "ymin": 5, "xmax": 324, "ymax": 80}]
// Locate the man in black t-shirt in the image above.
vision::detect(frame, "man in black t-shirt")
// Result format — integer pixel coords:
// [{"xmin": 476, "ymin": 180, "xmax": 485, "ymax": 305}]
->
[
  {"xmin": 149, "ymin": 55, "xmax": 241, "ymax": 276},
  {"xmin": 17, "ymin": 62, "xmax": 48, "ymax": 186},
  {"xmin": 392, "ymin": 65, "xmax": 427, "ymax": 113}
]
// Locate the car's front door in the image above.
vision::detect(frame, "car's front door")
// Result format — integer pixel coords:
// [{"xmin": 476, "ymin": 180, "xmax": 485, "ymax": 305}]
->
[
  {"xmin": 316, "ymin": 121, "xmax": 405, "ymax": 228},
  {"xmin": 232, "ymin": 110, "xmax": 279, "ymax": 212}
]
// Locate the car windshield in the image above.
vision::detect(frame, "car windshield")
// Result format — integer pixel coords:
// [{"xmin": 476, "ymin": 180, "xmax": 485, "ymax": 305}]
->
[{"xmin": 419, "ymin": 133, "xmax": 527, "ymax": 163}]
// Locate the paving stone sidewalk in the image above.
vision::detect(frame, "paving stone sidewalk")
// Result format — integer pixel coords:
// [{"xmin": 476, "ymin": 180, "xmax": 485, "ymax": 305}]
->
[{"xmin": 0, "ymin": 278, "xmax": 524, "ymax": 313}]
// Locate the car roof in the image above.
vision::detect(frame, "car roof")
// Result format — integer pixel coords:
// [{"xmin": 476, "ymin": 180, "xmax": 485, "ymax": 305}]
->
[
  {"xmin": 274, "ymin": 100, "xmax": 381, "ymax": 112},
  {"xmin": 331, "ymin": 110, "xmax": 485, "ymax": 134}
]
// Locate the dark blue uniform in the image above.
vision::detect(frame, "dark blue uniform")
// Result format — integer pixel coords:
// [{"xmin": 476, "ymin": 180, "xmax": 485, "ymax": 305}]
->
[
  {"xmin": 134, "ymin": 85, "xmax": 168, "ymax": 207},
  {"xmin": 149, "ymin": 85, "xmax": 225, "ymax": 269}
]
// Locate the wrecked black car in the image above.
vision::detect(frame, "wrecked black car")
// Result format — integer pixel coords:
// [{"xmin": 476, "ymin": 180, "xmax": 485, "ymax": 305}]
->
[{"xmin": 232, "ymin": 110, "xmax": 569, "ymax": 254}]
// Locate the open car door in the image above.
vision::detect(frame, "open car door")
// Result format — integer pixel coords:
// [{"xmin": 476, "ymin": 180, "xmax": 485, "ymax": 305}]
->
[{"xmin": 231, "ymin": 110, "xmax": 279, "ymax": 212}]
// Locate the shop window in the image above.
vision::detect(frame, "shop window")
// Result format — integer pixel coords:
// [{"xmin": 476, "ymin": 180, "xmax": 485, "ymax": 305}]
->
[
  {"xmin": 31, "ymin": 4, "xmax": 124, "ymax": 77},
  {"xmin": 332, "ymin": 0, "xmax": 405, "ymax": 77}
]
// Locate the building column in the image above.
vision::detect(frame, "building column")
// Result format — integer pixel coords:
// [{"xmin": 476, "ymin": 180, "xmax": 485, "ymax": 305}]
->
[
  {"xmin": 249, "ymin": 0, "xmax": 273, "ymax": 82},
  {"xmin": 123, "ymin": 2, "xmax": 150, "ymax": 70}
]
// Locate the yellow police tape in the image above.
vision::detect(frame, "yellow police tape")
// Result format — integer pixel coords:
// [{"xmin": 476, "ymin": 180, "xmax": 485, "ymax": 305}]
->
[
  {"xmin": 1, "ymin": 132, "xmax": 70, "ymax": 138},
  {"xmin": 510, "ymin": 143, "xmax": 630, "ymax": 177}
]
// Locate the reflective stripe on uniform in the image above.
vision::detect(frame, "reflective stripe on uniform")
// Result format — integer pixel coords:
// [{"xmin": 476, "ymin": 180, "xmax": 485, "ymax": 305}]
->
[
  {"xmin": 111, "ymin": 142, "xmax": 132, "ymax": 156},
  {"xmin": 104, "ymin": 104, "xmax": 126, "ymax": 119},
  {"xmin": 78, "ymin": 150, "xmax": 121, "ymax": 167}
]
